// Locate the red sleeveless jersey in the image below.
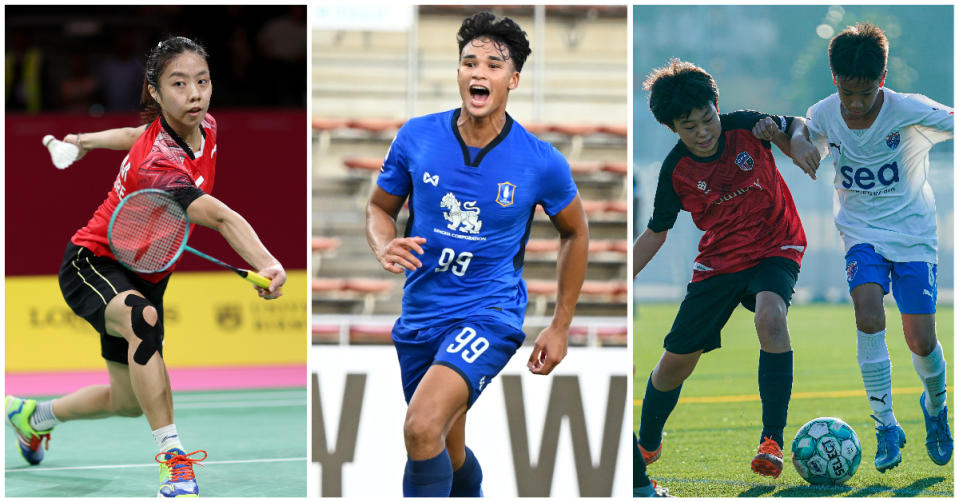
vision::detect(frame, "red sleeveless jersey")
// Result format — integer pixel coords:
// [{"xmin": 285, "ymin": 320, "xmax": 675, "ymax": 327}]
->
[
  {"xmin": 71, "ymin": 114, "xmax": 217, "ymax": 283},
  {"xmin": 648, "ymin": 110, "xmax": 806, "ymax": 282}
]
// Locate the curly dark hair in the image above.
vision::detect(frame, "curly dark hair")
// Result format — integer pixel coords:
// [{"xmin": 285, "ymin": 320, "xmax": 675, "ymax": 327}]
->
[
  {"xmin": 139, "ymin": 36, "xmax": 210, "ymax": 124},
  {"xmin": 829, "ymin": 22, "xmax": 888, "ymax": 82},
  {"xmin": 642, "ymin": 58, "xmax": 719, "ymax": 127},
  {"xmin": 457, "ymin": 11, "xmax": 531, "ymax": 73}
]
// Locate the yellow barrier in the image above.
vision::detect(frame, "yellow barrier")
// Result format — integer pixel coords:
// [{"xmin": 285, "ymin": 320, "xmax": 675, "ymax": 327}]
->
[{"xmin": 5, "ymin": 270, "xmax": 307, "ymax": 371}]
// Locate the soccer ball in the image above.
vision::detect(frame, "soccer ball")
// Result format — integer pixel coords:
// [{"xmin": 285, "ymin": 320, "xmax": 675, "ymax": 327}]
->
[{"xmin": 791, "ymin": 417, "xmax": 862, "ymax": 485}]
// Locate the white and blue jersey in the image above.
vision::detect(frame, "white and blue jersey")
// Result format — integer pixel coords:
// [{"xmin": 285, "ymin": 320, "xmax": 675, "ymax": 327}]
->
[{"xmin": 378, "ymin": 109, "xmax": 578, "ymax": 332}]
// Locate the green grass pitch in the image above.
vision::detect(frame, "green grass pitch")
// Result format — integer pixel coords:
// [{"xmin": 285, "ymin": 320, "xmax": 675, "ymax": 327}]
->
[{"xmin": 633, "ymin": 302, "xmax": 954, "ymax": 497}]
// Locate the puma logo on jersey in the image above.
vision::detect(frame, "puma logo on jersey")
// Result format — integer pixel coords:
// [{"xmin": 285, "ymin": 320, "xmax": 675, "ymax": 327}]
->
[
  {"xmin": 195, "ymin": 176, "xmax": 204, "ymax": 187},
  {"xmin": 924, "ymin": 289, "xmax": 934, "ymax": 298},
  {"xmin": 423, "ymin": 172, "xmax": 439, "ymax": 186},
  {"xmin": 870, "ymin": 394, "xmax": 888, "ymax": 405}
]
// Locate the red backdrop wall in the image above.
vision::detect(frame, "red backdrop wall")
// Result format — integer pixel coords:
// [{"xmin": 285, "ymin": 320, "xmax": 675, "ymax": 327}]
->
[{"xmin": 5, "ymin": 110, "xmax": 307, "ymax": 276}]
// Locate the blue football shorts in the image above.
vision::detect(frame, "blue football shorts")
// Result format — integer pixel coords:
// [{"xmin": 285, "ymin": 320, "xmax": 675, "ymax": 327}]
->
[
  {"xmin": 392, "ymin": 317, "xmax": 526, "ymax": 408},
  {"xmin": 845, "ymin": 243, "xmax": 937, "ymax": 314}
]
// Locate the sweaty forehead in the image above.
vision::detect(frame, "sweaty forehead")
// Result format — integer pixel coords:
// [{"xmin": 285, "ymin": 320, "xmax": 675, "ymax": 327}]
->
[{"xmin": 461, "ymin": 37, "xmax": 511, "ymax": 61}]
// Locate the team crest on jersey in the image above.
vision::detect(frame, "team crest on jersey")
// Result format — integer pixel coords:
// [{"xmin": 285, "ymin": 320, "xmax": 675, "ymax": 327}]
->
[
  {"xmin": 735, "ymin": 151, "xmax": 754, "ymax": 171},
  {"xmin": 846, "ymin": 261, "xmax": 858, "ymax": 282},
  {"xmin": 441, "ymin": 192, "xmax": 483, "ymax": 234},
  {"xmin": 697, "ymin": 180, "xmax": 709, "ymax": 193},
  {"xmin": 885, "ymin": 130, "xmax": 901, "ymax": 150},
  {"xmin": 496, "ymin": 182, "xmax": 516, "ymax": 207}
]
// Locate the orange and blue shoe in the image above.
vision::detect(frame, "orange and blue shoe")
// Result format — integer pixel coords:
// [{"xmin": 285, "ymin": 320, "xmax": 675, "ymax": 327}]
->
[
  {"xmin": 751, "ymin": 436, "xmax": 783, "ymax": 478},
  {"xmin": 156, "ymin": 448, "xmax": 207, "ymax": 497},
  {"xmin": 4, "ymin": 396, "xmax": 52, "ymax": 466}
]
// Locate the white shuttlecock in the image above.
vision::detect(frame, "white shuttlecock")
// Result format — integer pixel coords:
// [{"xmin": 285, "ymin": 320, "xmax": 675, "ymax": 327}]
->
[{"xmin": 42, "ymin": 134, "xmax": 80, "ymax": 169}]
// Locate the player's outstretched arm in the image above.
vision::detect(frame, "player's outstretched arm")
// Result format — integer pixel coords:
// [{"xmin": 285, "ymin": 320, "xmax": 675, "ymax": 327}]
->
[
  {"xmin": 366, "ymin": 186, "xmax": 425, "ymax": 274},
  {"xmin": 186, "ymin": 194, "xmax": 286, "ymax": 299},
  {"xmin": 62, "ymin": 124, "xmax": 149, "ymax": 161},
  {"xmin": 633, "ymin": 228, "xmax": 667, "ymax": 279},
  {"xmin": 785, "ymin": 117, "xmax": 821, "ymax": 180},
  {"xmin": 528, "ymin": 195, "xmax": 588, "ymax": 375}
]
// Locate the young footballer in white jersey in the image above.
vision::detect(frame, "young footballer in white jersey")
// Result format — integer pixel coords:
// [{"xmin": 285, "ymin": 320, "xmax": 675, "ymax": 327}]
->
[{"xmin": 791, "ymin": 22, "xmax": 953, "ymax": 473}]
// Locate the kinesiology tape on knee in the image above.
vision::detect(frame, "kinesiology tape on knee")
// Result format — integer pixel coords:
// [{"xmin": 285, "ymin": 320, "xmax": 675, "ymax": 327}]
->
[{"xmin": 125, "ymin": 295, "xmax": 160, "ymax": 365}]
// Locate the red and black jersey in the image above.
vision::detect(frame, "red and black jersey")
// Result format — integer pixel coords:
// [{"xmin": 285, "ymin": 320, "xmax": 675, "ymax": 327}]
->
[
  {"xmin": 72, "ymin": 114, "xmax": 217, "ymax": 283},
  {"xmin": 648, "ymin": 110, "xmax": 806, "ymax": 282}
]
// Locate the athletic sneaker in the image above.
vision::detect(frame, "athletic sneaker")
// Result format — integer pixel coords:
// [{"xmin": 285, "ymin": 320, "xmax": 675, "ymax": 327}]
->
[
  {"xmin": 637, "ymin": 440, "xmax": 662, "ymax": 465},
  {"xmin": 750, "ymin": 436, "xmax": 783, "ymax": 478},
  {"xmin": 920, "ymin": 392, "xmax": 953, "ymax": 465},
  {"xmin": 4, "ymin": 396, "xmax": 52, "ymax": 466},
  {"xmin": 633, "ymin": 479, "xmax": 671, "ymax": 497},
  {"xmin": 871, "ymin": 414, "xmax": 906, "ymax": 472},
  {"xmin": 156, "ymin": 448, "xmax": 207, "ymax": 497}
]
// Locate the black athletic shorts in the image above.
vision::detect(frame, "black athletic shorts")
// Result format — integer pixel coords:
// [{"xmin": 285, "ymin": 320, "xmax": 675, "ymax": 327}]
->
[
  {"xmin": 663, "ymin": 256, "xmax": 800, "ymax": 355},
  {"xmin": 59, "ymin": 241, "xmax": 169, "ymax": 365}
]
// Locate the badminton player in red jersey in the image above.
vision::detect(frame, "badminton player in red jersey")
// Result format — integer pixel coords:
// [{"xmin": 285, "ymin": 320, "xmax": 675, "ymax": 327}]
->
[
  {"xmin": 5, "ymin": 36, "xmax": 286, "ymax": 497},
  {"xmin": 633, "ymin": 59, "xmax": 819, "ymax": 482}
]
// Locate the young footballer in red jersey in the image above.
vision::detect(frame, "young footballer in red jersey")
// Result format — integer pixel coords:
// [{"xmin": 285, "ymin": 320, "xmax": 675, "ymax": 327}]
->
[
  {"xmin": 5, "ymin": 37, "xmax": 286, "ymax": 498},
  {"xmin": 633, "ymin": 59, "xmax": 819, "ymax": 481}
]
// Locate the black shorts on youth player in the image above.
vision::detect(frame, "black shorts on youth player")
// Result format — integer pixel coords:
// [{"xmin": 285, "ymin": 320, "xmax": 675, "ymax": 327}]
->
[
  {"xmin": 663, "ymin": 256, "xmax": 799, "ymax": 355},
  {"xmin": 58, "ymin": 241, "xmax": 169, "ymax": 365}
]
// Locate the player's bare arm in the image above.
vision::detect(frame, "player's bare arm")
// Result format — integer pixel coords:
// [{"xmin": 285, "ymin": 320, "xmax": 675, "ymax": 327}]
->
[
  {"xmin": 62, "ymin": 124, "xmax": 149, "ymax": 161},
  {"xmin": 366, "ymin": 185, "xmax": 426, "ymax": 274},
  {"xmin": 785, "ymin": 117, "xmax": 821, "ymax": 179},
  {"xmin": 186, "ymin": 194, "xmax": 285, "ymax": 298},
  {"xmin": 527, "ymin": 194, "xmax": 588, "ymax": 375},
  {"xmin": 633, "ymin": 228, "xmax": 668, "ymax": 279}
]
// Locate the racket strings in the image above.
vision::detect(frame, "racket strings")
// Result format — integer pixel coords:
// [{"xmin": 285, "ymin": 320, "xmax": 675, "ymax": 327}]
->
[{"xmin": 110, "ymin": 191, "xmax": 188, "ymax": 273}]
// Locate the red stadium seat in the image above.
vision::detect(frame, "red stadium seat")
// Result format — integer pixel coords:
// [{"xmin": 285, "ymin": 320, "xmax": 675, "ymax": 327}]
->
[
  {"xmin": 601, "ymin": 161, "xmax": 628, "ymax": 176},
  {"xmin": 606, "ymin": 200, "xmax": 628, "ymax": 214},
  {"xmin": 311, "ymin": 278, "xmax": 346, "ymax": 292},
  {"xmin": 311, "ymin": 323, "xmax": 342, "ymax": 344},
  {"xmin": 598, "ymin": 124, "xmax": 628, "ymax": 138},
  {"xmin": 312, "ymin": 118, "xmax": 349, "ymax": 131},
  {"xmin": 609, "ymin": 240, "xmax": 629, "ymax": 254},
  {"xmin": 525, "ymin": 239, "xmax": 560, "ymax": 253},
  {"xmin": 343, "ymin": 157, "xmax": 382, "ymax": 173},
  {"xmin": 588, "ymin": 240, "xmax": 612, "ymax": 253},
  {"xmin": 312, "ymin": 236, "xmax": 342, "ymax": 252},
  {"xmin": 549, "ymin": 124, "xmax": 601, "ymax": 136},
  {"xmin": 568, "ymin": 161, "xmax": 602, "ymax": 175},
  {"xmin": 349, "ymin": 324, "xmax": 394, "ymax": 344},
  {"xmin": 347, "ymin": 118, "xmax": 405, "ymax": 133}
]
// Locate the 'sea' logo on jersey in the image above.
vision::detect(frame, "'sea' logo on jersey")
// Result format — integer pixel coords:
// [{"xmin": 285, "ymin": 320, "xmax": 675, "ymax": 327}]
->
[
  {"xmin": 423, "ymin": 172, "xmax": 439, "ymax": 186},
  {"xmin": 885, "ymin": 130, "xmax": 901, "ymax": 150},
  {"xmin": 441, "ymin": 192, "xmax": 483, "ymax": 234},
  {"xmin": 735, "ymin": 151, "xmax": 754, "ymax": 171},
  {"xmin": 496, "ymin": 182, "xmax": 516, "ymax": 207}
]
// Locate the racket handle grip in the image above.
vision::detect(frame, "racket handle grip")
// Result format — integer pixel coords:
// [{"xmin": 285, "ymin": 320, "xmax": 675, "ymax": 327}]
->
[{"xmin": 242, "ymin": 270, "xmax": 273, "ymax": 289}]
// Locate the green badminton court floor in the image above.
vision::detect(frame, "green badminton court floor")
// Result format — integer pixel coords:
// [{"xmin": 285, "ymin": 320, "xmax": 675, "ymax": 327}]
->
[{"xmin": 5, "ymin": 388, "xmax": 307, "ymax": 497}]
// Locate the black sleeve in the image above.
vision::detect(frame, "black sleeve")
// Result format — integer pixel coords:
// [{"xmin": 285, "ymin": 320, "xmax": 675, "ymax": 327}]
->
[
  {"xmin": 724, "ymin": 110, "xmax": 794, "ymax": 147},
  {"xmin": 647, "ymin": 148, "xmax": 683, "ymax": 232},
  {"xmin": 171, "ymin": 186, "xmax": 206, "ymax": 211}
]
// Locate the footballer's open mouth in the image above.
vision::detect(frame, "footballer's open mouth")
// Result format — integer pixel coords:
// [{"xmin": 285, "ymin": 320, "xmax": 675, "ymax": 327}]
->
[{"xmin": 469, "ymin": 85, "xmax": 490, "ymax": 107}]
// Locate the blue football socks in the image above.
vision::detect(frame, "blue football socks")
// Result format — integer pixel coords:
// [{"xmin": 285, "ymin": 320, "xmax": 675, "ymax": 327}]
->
[
  {"xmin": 758, "ymin": 350, "xmax": 793, "ymax": 448},
  {"xmin": 450, "ymin": 446, "xmax": 483, "ymax": 497},
  {"xmin": 403, "ymin": 449, "xmax": 453, "ymax": 497}
]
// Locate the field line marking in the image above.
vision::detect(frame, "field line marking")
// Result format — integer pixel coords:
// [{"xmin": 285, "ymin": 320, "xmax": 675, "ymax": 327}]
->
[
  {"xmin": 5, "ymin": 456, "xmax": 308, "ymax": 473},
  {"xmin": 634, "ymin": 386, "xmax": 953, "ymax": 405},
  {"xmin": 654, "ymin": 476, "xmax": 953, "ymax": 497}
]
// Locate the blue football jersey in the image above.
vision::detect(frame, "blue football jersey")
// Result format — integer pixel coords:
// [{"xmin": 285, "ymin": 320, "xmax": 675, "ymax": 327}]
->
[{"xmin": 377, "ymin": 109, "xmax": 578, "ymax": 330}]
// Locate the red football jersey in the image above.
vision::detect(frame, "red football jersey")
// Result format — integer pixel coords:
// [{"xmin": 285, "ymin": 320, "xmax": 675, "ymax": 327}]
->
[
  {"xmin": 648, "ymin": 110, "xmax": 806, "ymax": 282},
  {"xmin": 72, "ymin": 114, "xmax": 217, "ymax": 283}
]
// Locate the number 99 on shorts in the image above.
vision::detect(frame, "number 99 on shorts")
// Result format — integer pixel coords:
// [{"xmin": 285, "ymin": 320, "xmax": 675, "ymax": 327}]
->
[{"xmin": 446, "ymin": 327, "xmax": 489, "ymax": 363}]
